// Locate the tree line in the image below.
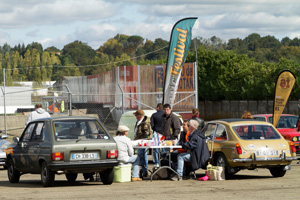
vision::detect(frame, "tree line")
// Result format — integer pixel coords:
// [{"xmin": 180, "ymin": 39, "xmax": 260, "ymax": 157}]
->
[{"xmin": 1, "ymin": 33, "xmax": 300, "ymax": 100}]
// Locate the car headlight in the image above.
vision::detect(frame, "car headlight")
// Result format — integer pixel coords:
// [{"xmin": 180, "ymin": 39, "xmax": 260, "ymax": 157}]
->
[{"xmin": 292, "ymin": 136, "xmax": 298, "ymax": 142}]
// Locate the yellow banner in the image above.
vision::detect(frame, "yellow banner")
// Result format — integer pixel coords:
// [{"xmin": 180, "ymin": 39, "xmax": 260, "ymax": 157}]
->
[{"xmin": 273, "ymin": 70, "xmax": 296, "ymax": 127}]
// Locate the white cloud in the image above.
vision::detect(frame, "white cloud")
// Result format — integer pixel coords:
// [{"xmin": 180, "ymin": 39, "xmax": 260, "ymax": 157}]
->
[
  {"xmin": 1, "ymin": 0, "xmax": 300, "ymax": 49},
  {"xmin": 26, "ymin": 29, "xmax": 40, "ymax": 37},
  {"xmin": 0, "ymin": 0, "xmax": 116, "ymax": 28}
]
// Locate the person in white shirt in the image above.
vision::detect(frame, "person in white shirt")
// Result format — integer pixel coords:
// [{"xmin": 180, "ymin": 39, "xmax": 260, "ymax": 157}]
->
[
  {"xmin": 114, "ymin": 125, "xmax": 142, "ymax": 182},
  {"xmin": 25, "ymin": 103, "xmax": 51, "ymax": 126}
]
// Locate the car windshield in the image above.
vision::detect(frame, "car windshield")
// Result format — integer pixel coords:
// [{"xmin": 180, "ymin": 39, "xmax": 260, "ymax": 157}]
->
[
  {"xmin": 268, "ymin": 116, "xmax": 298, "ymax": 129},
  {"xmin": 232, "ymin": 124, "xmax": 281, "ymax": 140},
  {"xmin": 53, "ymin": 119, "xmax": 109, "ymax": 141}
]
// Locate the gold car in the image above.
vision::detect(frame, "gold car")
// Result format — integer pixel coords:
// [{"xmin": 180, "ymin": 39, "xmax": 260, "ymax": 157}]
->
[{"xmin": 203, "ymin": 119, "xmax": 298, "ymax": 179}]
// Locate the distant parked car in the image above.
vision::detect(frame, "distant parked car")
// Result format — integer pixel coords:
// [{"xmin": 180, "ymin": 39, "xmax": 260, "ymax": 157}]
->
[
  {"xmin": 0, "ymin": 134, "xmax": 10, "ymax": 169},
  {"xmin": 203, "ymin": 119, "xmax": 298, "ymax": 179},
  {"xmin": 252, "ymin": 114, "xmax": 300, "ymax": 148},
  {"xmin": 6, "ymin": 116, "xmax": 119, "ymax": 187}
]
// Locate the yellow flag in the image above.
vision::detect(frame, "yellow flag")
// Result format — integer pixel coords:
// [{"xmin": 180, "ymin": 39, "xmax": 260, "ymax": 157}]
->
[{"xmin": 273, "ymin": 70, "xmax": 296, "ymax": 127}]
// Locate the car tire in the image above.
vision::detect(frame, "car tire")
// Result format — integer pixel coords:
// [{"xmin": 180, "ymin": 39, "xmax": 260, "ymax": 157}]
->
[
  {"xmin": 100, "ymin": 168, "xmax": 114, "ymax": 185},
  {"xmin": 269, "ymin": 166, "xmax": 286, "ymax": 177},
  {"xmin": 65, "ymin": 173, "xmax": 78, "ymax": 182},
  {"xmin": 214, "ymin": 153, "xmax": 232, "ymax": 179},
  {"xmin": 41, "ymin": 162, "xmax": 55, "ymax": 187},
  {"xmin": 7, "ymin": 159, "xmax": 20, "ymax": 183}
]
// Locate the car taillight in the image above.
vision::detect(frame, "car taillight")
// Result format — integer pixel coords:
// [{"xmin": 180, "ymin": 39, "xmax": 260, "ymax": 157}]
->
[
  {"xmin": 107, "ymin": 150, "xmax": 118, "ymax": 158},
  {"xmin": 290, "ymin": 141, "xmax": 296, "ymax": 153},
  {"xmin": 236, "ymin": 143, "xmax": 242, "ymax": 155},
  {"xmin": 52, "ymin": 152, "xmax": 64, "ymax": 161}
]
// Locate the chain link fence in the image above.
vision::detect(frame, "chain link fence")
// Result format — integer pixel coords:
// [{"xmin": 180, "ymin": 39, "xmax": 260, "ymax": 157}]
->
[{"xmin": 0, "ymin": 63, "xmax": 197, "ymax": 137}]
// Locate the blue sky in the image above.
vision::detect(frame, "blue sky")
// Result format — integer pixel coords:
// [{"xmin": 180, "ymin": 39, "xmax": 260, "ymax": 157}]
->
[{"xmin": 0, "ymin": 0, "xmax": 300, "ymax": 50}]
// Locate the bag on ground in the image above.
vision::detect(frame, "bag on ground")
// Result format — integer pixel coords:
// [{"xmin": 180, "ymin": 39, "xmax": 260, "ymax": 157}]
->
[{"xmin": 206, "ymin": 164, "xmax": 225, "ymax": 181}]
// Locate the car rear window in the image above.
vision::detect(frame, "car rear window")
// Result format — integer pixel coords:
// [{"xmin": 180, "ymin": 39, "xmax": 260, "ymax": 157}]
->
[
  {"xmin": 232, "ymin": 124, "xmax": 281, "ymax": 140},
  {"xmin": 53, "ymin": 120, "xmax": 110, "ymax": 141}
]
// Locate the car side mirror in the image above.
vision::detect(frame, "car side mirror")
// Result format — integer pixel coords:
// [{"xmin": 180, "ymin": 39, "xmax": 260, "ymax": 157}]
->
[
  {"xmin": 1, "ymin": 135, "xmax": 8, "ymax": 139},
  {"xmin": 13, "ymin": 137, "xmax": 19, "ymax": 143}
]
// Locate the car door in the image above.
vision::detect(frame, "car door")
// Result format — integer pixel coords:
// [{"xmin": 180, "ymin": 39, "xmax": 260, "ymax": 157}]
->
[
  {"xmin": 204, "ymin": 123, "xmax": 229, "ymax": 155},
  {"xmin": 27, "ymin": 122, "xmax": 45, "ymax": 172},
  {"xmin": 13, "ymin": 123, "xmax": 36, "ymax": 171},
  {"xmin": 203, "ymin": 123, "xmax": 217, "ymax": 157}
]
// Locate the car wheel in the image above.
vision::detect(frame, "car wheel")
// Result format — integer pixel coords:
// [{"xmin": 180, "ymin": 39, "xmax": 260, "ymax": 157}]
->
[
  {"xmin": 7, "ymin": 159, "xmax": 20, "ymax": 183},
  {"xmin": 100, "ymin": 168, "xmax": 114, "ymax": 185},
  {"xmin": 269, "ymin": 166, "xmax": 286, "ymax": 177},
  {"xmin": 65, "ymin": 173, "xmax": 78, "ymax": 182},
  {"xmin": 41, "ymin": 162, "xmax": 55, "ymax": 187},
  {"xmin": 214, "ymin": 153, "xmax": 232, "ymax": 179}
]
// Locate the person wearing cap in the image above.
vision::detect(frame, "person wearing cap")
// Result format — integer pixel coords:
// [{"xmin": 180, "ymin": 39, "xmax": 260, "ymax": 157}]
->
[
  {"xmin": 133, "ymin": 109, "xmax": 151, "ymax": 178},
  {"xmin": 171, "ymin": 120, "xmax": 210, "ymax": 181},
  {"xmin": 114, "ymin": 125, "xmax": 142, "ymax": 182}
]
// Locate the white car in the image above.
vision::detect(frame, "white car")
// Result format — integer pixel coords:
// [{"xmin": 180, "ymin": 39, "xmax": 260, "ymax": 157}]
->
[{"xmin": 0, "ymin": 135, "xmax": 10, "ymax": 169}]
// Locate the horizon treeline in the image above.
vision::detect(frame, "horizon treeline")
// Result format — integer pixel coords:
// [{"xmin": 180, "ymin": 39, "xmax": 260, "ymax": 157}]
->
[{"xmin": 1, "ymin": 33, "xmax": 300, "ymax": 100}]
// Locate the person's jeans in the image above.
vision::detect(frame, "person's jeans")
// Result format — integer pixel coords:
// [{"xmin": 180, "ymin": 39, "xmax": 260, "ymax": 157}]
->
[
  {"xmin": 138, "ymin": 148, "xmax": 148, "ymax": 174},
  {"xmin": 127, "ymin": 155, "xmax": 139, "ymax": 178},
  {"xmin": 153, "ymin": 148, "xmax": 159, "ymax": 165},
  {"xmin": 177, "ymin": 153, "xmax": 191, "ymax": 177}
]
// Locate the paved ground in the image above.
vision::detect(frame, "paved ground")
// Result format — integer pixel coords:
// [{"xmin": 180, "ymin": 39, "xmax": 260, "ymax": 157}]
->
[{"xmin": 0, "ymin": 159, "xmax": 300, "ymax": 200}]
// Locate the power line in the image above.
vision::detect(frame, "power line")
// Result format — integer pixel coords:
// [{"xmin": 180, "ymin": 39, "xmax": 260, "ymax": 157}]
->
[{"xmin": 4, "ymin": 45, "xmax": 169, "ymax": 71}]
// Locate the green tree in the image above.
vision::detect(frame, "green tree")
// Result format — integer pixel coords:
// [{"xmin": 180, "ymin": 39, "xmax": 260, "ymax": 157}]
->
[
  {"xmin": 244, "ymin": 33, "xmax": 261, "ymax": 51},
  {"xmin": 31, "ymin": 49, "xmax": 41, "ymax": 83},
  {"xmin": 24, "ymin": 49, "xmax": 31, "ymax": 79},
  {"xmin": 11, "ymin": 51, "xmax": 19, "ymax": 79},
  {"xmin": 99, "ymin": 38, "xmax": 123, "ymax": 58},
  {"xmin": 0, "ymin": 53, "xmax": 3, "ymax": 83},
  {"xmin": 62, "ymin": 41, "xmax": 96, "ymax": 68},
  {"xmin": 3, "ymin": 52, "xmax": 13, "ymax": 86}
]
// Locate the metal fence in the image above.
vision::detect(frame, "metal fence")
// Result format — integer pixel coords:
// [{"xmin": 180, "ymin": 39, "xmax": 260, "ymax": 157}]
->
[
  {"xmin": 1, "ymin": 63, "xmax": 197, "ymax": 137},
  {"xmin": 199, "ymin": 100, "xmax": 300, "ymax": 120}
]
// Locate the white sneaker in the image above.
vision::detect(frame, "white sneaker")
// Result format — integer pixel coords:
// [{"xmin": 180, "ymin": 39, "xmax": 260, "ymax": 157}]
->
[{"xmin": 154, "ymin": 163, "xmax": 159, "ymax": 168}]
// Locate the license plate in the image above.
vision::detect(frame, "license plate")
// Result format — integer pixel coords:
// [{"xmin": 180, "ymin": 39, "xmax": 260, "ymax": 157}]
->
[
  {"xmin": 71, "ymin": 153, "xmax": 98, "ymax": 160},
  {"xmin": 256, "ymin": 150, "xmax": 278, "ymax": 156}
]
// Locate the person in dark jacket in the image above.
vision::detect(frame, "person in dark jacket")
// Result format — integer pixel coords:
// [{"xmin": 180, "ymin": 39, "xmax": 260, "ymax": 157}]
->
[
  {"xmin": 171, "ymin": 120, "xmax": 210, "ymax": 181},
  {"xmin": 161, "ymin": 104, "xmax": 181, "ymax": 142},
  {"xmin": 191, "ymin": 108, "xmax": 204, "ymax": 131},
  {"xmin": 150, "ymin": 103, "xmax": 164, "ymax": 167},
  {"xmin": 133, "ymin": 109, "xmax": 151, "ymax": 177}
]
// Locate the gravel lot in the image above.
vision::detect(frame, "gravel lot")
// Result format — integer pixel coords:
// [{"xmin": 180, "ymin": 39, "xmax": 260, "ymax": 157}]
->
[{"xmin": 0, "ymin": 159, "xmax": 300, "ymax": 200}]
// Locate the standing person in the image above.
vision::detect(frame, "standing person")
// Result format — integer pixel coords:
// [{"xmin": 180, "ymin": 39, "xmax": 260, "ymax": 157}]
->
[
  {"xmin": 172, "ymin": 120, "xmax": 210, "ymax": 181},
  {"xmin": 191, "ymin": 108, "xmax": 205, "ymax": 131},
  {"xmin": 150, "ymin": 103, "xmax": 164, "ymax": 167},
  {"xmin": 114, "ymin": 125, "xmax": 142, "ymax": 182},
  {"xmin": 241, "ymin": 110, "xmax": 253, "ymax": 119},
  {"xmin": 25, "ymin": 103, "xmax": 51, "ymax": 126},
  {"xmin": 161, "ymin": 104, "xmax": 181, "ymax": 144},
  {"xmin": 133, "ymin": 109, "xmax": 151, "ymax": 178}
]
